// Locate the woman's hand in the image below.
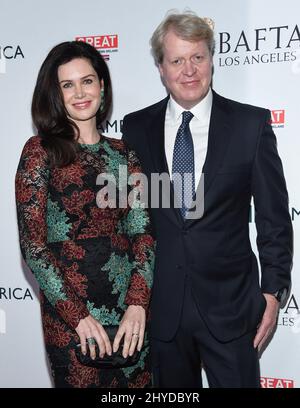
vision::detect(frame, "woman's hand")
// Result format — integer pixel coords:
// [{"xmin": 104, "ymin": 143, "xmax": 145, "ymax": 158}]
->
[
  {"xmin": 75, "ymin": 314, "xmax": 112, "ymax": 359},
  {"xmin": 113, "ymin": 305, "xmax": 146, "ymax": 358}
]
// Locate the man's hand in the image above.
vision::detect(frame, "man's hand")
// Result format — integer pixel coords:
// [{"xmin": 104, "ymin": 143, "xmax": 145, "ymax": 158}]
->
[{"xmin": 253, "ymin": 293, "xmax": 280, "ymax": 351}]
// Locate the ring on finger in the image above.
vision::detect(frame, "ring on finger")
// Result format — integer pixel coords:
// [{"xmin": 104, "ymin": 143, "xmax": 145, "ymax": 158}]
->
[{"xmin": 87, "ymin": 337, "xmax": 96, "ymax": 346}]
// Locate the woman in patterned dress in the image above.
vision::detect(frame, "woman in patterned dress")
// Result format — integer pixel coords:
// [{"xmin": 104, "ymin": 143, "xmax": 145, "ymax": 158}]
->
[{"xmin": 15, "ymin": 41, "xmax": 155, "ymax": 388}]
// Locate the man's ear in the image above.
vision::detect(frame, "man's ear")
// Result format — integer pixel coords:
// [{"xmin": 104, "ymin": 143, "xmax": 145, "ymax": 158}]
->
[{"xmin": 158, "ymin": 63, "xmax": 164, "ymax": 78}]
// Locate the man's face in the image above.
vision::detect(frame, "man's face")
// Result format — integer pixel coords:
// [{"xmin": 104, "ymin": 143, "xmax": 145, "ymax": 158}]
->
[{"xmin": 159, "ymin": 30, "xmax": 213, "ymax": 109}]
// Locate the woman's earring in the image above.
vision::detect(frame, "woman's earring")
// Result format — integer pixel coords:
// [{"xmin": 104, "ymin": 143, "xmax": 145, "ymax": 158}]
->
[{"xmin": 100, "ymin": 88, "xmax": 105, "ymax": 112}]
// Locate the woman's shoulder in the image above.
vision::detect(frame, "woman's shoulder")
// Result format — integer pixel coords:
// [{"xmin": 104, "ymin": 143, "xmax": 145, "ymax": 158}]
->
[
  {"xmin": 20, "ymin": 135, "xmax": 47, "ymax": 160},
  {"xmin": 22, "ymin": 135, "xmax": 42, "ymax": 148},
  {"xmin": 101, "ymin": 134, "xmax": 143, "ymax": 166},
  {"xmin": 101, "ymin": 135, "xmax": 140, "ymax": 160},
  {"xmin": 101, "ymin": 134, "xmax": 133, "ymax": 158}
]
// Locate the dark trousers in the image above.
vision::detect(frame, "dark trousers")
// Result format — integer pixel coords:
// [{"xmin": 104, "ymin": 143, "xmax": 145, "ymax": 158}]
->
[{"xmin": 151, "ymin": 279, "xmax": 260, "ymax": 388}]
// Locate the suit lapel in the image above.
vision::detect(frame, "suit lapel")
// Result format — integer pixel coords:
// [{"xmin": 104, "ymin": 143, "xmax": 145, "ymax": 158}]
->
[
  {"xmin": 147, "ymin": 97, "xmax": 184, "ymax": 226},
  {"xmin": 148, "ymin": 98, "xmax": 169, "ymax": 175},
  {"xmin": 203, "ymin": 91, "xmax": 232, "ymax": 194}
]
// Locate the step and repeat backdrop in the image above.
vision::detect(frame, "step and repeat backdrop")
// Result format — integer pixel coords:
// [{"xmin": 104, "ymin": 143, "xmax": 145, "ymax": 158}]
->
[{"xmin": 0, "ymin": 0, "xmax": 299, "ymax": 387}]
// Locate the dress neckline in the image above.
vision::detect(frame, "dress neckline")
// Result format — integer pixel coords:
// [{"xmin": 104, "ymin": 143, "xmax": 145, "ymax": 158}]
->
[{"xmin": 79, "ymin": 135, "xmax": 105, "ymax": 152}]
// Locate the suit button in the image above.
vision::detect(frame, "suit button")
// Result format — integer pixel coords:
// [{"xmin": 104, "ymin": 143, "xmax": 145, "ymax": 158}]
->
[{"xmin": 182, "ymin": 228, "xmax": 188, "ymax": 235}]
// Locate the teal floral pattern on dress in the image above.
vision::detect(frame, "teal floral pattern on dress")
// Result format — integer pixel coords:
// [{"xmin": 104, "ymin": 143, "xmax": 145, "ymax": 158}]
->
[
  {"xmin": 137, "ymin": 254, "xmax": 155, "ymax": 289},
  {"xmin": 124, "ymin": 207, "xmax": 149, "ymax": 237},
  {"xmin": 79, "ymin": 141, "xmax": 101, "ymax": 153},
  {"xmin": 102, "ymin": 140, "xmax": 127, "ymax": 184},
  {"xmin": 87, "ymin": 301, "xmax": 120, "ymax": 325},
  {"xmin": 26, "ymin": 252, "xmax": 67, "ymax": 306},
  {"xmin": 47, "ymin": 197, "xmax": 71, "ymax": 243},
  {"xmin": 101, "ymin": 253, "xmax": 134, "ymax": 310}
]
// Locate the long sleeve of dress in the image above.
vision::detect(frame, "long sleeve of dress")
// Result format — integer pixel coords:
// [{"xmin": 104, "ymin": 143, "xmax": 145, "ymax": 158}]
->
[
  {"xmin": 123, "ymin": 147, "xmax": 155, "ymax": 312},
  {"xmin": 15, "ymin": 137, "xmax": 89, "ymax": 329}
]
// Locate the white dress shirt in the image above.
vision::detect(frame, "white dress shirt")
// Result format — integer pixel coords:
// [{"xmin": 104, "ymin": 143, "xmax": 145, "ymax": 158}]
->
[{"xmin": 164, "ymin": 88, "xmax": 212, "ymax": 189}]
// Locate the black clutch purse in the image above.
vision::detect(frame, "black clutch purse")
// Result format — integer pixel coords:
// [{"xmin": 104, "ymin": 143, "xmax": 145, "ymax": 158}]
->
[{"xmin": 75, "ymin": 325, "xmax": 142, "ymax": 369}]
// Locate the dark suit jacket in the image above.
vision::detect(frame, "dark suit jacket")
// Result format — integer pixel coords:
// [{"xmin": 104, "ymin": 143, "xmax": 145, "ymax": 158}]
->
[{"xmin": 122, "ymin": 90, "xmax": 293, "ymax": 342}]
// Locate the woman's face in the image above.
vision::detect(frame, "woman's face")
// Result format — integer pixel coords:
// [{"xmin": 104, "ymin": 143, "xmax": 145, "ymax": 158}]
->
[{"xmin": 58, "ymin": 57, "xmax": 103, "ymax": 125}]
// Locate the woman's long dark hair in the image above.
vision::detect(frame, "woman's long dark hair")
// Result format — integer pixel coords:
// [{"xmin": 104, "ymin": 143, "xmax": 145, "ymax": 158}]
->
[{"xmin": 32, "ymin": 41, "xmax": 112, "ymax": 167}]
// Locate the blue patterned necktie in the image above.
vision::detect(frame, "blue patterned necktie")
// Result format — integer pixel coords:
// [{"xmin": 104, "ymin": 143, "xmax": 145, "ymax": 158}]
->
[{"xmin": 172, "ymin": 111, "xmax": 195, "ymax": 218}]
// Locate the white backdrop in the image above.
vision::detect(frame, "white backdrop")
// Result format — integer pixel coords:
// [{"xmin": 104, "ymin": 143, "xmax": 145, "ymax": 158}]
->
[{"xmin": 0, "ymin": 0, "xmax": 299, "ymax": 388}]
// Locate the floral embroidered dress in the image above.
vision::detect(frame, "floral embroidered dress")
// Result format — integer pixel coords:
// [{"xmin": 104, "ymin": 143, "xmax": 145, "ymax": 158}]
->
[{"xmin": 15, "ymin": 135, "xmax": 155, "ymax": 388}]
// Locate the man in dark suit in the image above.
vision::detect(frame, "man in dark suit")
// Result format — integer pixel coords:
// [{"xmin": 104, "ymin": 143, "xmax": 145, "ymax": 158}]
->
[{"xmin": 122, "ymin": 11, "xmax": 293, "ymax": 387}]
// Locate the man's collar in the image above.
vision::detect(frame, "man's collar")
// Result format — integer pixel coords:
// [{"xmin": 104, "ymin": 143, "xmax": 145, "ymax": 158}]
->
[{"xmin": 168, "ymin": 88, "xmax": 213, "ymax": 123}]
